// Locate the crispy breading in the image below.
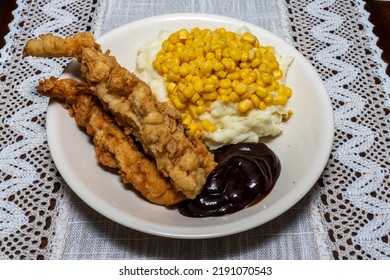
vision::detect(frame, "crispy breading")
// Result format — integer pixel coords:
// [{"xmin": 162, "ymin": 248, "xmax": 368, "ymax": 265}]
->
[
  {"xmin": 24, "ymin": 32, "xmax": 217, "ymax": 199},
  {"xmin": 38, "ymin": 77, "xmax": 185, "ymax": 206},
  {"xmin": 23, "ymin": 32, "xmax": 100, "ymax": 58}
]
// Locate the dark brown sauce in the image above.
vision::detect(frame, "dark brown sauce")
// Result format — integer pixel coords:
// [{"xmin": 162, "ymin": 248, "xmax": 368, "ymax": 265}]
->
[{"xmin": 178, "ymin": 143, "xmax": 281, "ymax": 217}]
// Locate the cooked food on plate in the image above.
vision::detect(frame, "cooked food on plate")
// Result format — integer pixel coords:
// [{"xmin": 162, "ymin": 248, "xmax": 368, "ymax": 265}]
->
[
  {"xmin": 37, "ymin": 77, "xmax": 185, "ymax": 206},
  {"xmin": 24, "ymin": 32, "xmax": 216, "ymax": 200},
  {"xmin": 136, "ymin": 27, "xmax": 294, "ymax": 149},
  {"xmin": 24, "ymin": 27, "xmax": 293, "ymax": 216}
]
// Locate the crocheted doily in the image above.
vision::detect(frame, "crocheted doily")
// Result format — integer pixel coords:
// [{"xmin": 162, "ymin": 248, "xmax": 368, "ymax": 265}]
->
[
  {"xmin": 280, "ymin": 0, "xmax": 389, "ymax": 259},
  {"xmin": 0, "ymin": 0, "xmax": 107, "ymax": 259}
]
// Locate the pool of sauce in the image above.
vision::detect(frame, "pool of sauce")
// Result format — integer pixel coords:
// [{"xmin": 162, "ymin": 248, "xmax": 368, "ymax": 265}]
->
[{"xmin": 179, "ymin": 143, "xmax": 281, "ymax": 217}]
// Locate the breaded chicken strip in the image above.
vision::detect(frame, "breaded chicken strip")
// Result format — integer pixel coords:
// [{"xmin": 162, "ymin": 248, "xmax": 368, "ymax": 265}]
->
[
  {"xmin": 39, "ymin": 77, "xmax": 185, "ymax": 206},
  {"xmin": 24, "ymin": 32, "xmax": 216, "ymax": 199}
]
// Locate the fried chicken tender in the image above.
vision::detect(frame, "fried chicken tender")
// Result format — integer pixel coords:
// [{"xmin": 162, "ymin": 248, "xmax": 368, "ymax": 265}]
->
[
  {"xmin": 39, "ymin": 77, "xmax": 185, "ymax": 206},
  {"xmin": 23, "ymin": 32, "xmax": 100, "ymax": 58},
  {"xmin": 24, "ymin": 32, "xmax": 217, "ymax": 199}
]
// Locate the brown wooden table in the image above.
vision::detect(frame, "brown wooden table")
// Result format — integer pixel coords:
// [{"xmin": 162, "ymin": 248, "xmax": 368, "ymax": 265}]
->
[
  {"xmin": 365, "ymin": 0, "xmax": 390, "ymax": 75},
  {"xmin": 0, "ymin": 0, "xmax": 17, "ymax": 48}
]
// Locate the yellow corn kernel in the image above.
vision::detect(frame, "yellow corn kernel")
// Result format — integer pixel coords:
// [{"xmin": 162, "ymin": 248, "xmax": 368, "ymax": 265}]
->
[
  {"xmin": 167, "ymin": 72, "xmax": 181, "ymax": 82},
  {"xmin": 194, "ymin": 47, "xmax": 203, "ymax": 58},
  {"xmin": 179, "ymin": 49, "xmax": 191, "ymax": 63},
  {"xmin": 201, "ymin": 119, "xmax": 213, "ymax": 131},
  {"xmin": 241, "ymin": 50, "xmax": 249, "ymax": 62},
  {"xmin": 153, "ymin": 60, "xmax": 161, "ymax": 73},
  {"xmin": 260, "ymin": 72, "xmax": 273, "ymax": 85},
  {"xmin": 178, "ymin": 91, "xmax": 188, "ymax": 103},
  {"xmin": 239, "ymin": 68, "xmax": 250, "ymax": 79},
  {"xmin": 192, "ymin": 37, "xmax": 204, "ymax": 48},
  {"xmin": 254, "ymin": 38, "xmax": 260, "ymax": 48},
  {"xmin": 208, "ymin": 74, "xmax": 219, "ymax": 82},
  {"xmin": 162, "ymin": 40, "xmax": 170, "ymax": 51},
  {"xmin": 229, "ymin": 92, "xmax": 240, "ymax": 102},
  {"xmin": 251, "ymin": 57, "xmax": 262, "ymax": 68},
  {"xmin": 218, "ymin": 88, "xmax": 232, "ymax": 96},
  {"xmin": 258, "ymin": 101, "xmax": 267, "ymax": 110},
  {"xmin": 184, "ymin": 74, "xmax": 195, "ymax": 84},
  {"xmin": 179, "ymin": 63, "xmax": 190, "ymax": 76},
  {"xmin": 269, "ymin": 60, "xmax": 280, "ymax": 70},
  {"xmin": 210, "ymin": 40, "xmax": 225, "ymax": 52},
  {"xmin": 234, "ymin": 82, "xmax": 248, "ymax": 95},
  {"xmin": 241, "ymin": 32, "xmax": 257, "ymax": 43},
  {"xmin": 250, "ymin": 94, "xmax": 261, "ymax": 107},
  {"xmin": 195, "ymin": 105, "xmax": 206, "ymax": 114},
  {"xmin": 230, "ymin": 48, "xmax": 242, "ymax": 61},
  {"xmin": 190, "ymin": 92, "xmax": 201, "ymax": 103},
  {"xmin": 258, "ymin": 63, "xmax": 269, "ymax": 73},
  {"xmin": 214, "ymin": 48, "xmax": 222, "ymax": 60},
  {"xmin": 265, "ymin": 46, "xmax": 275, "ymax": 54},
  {"xmin": 226, "ymin": 71, "xmax": 240, "ymax": 80},
  {"xmin": 221, "ymin": 57, "xmax": 236, "ymax": 70},
  {"xmin": 203, "ymin": 83, "xmax": 216, "ymax": 92},
  {"xmin": 263, "ymin": 94, "xmax": 274, "ymax": 104},
  {"xmin": 170, "ymin": 64, "xmax": 180, "ymax": 74},
  {"xmin": 242, "ymin": 74, "xmax": 256, "ymax": 85},
  {"xmin": 193, "ymin": 79, "xmax": 204, "ymax": 93},
  {"xmin": 181, "ymin": 113, "xmax": 192, "ymax": 126},
  {"xmin": 187, "ymin": 121, "xmax": 198, "ymax": 136},
  {"xmin": 216, "ymin": 27, "xmax": 226, "ymax": 35},
  {"xmin": 200, "ymin": 60, "xmax": 213, "ymax": 74},
  {"xmin": 212, "ymin": 60, "xmax": 224, "ymax": 71},
  {"xmin": 278, "ymin": 85, "xmax": 292, "ymax": 98},
  {"xmin": 170, "ymin": 95, "xmax": 186, "ymax": 110},
  {"xmin": 203, "ymin": 92, "xmax": 218, "ymax": 101},
  {"xmin": 217, "ymin": 95, "xmax": 230, "ymax": 103},
  {"xmin": 272, "ymin": 69, "xmax": 283, "ymax": 80},
  {"xmin": 271, "ymin": 80, "xmax": 279, "ymax": 90},
  {"xmin": 285, "ymin": 86, "xmax": 293, "ymax": 97},
  {"xmin": 219, "ymin": 78, "xmax": 232, "ymax": 89},
  {"xmin": 161, "ymin": 63, "xmax": 169, "ymax": 74},
  {"xmin": 239, "ymin": 61, "xmax": 251, "ymax": 69},
  {"xmin": 195, "ymin": 98, "xmax": 204, "ymax": 106},
  {"xmin": 182, "ymin": 85, "xmax": 194, "ymax": 99},
  {"xmin": 231, "ymin": 79, "xmax": 240, "ymax": 88},
  {"xmin": 247, "ymin": 83, "xmax": 258, "ymax": 94},
  {"xmin": 166, "ymin": 82, "xmax": 177, "ymax": 94},
  {"xmin": 205, "ymin": 52, "xmax": 215, "ymax": 60},
  {"xmin": 242, "ymin": 43, "xmax": 254, "ymax": 51},
  {"xmin": 255, "ymin": 85, "xmax": 268, "ymax": 98},
  {"xmin": 238, "ymin": 99, "xmax": 254, "ymax": 113},
  {"xmin": 248, "ymin": 49, "xmax": 256, "ymax": 62},
  {"xmin": 178, "ymin": 29, "xmax": 189, "ymax": 40},
  {"xmin": 215, "ymin": 70, "xmax": 227, "ymax": 78},
  {"xmin": 188, "ymin": 104, "xmax": 198, "ymax": 119},
  {"xmin": 273, "ymin": 94, "xmax": 288, "ymax": 105}
]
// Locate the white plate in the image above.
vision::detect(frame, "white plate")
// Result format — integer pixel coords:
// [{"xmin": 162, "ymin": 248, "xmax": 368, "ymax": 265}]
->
[{"xmin": 47, "ymin": 13, "xmax": 334, "ymax": 239}]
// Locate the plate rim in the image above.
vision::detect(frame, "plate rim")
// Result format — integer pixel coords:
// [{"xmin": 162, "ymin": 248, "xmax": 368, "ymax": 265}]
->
[{"xmin": 46, "ymin": 12, "xmax": 334, "ymax": 239}]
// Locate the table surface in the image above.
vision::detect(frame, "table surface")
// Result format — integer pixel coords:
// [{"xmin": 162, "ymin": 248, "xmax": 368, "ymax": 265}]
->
[{"xmin": 0, "ymin": 0, "xmax": 389, "ymax": 260}]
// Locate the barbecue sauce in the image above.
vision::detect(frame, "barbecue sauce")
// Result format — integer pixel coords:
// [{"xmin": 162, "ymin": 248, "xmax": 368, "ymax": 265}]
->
[{"xmin": 179, "ymin": 143, "xmax": 281, "ymax": 217}]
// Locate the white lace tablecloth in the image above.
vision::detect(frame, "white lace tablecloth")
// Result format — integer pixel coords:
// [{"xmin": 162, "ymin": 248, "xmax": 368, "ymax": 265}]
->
[{"xmin": 0, "ymin": 0, "xmax": 389, "ymax": 260}]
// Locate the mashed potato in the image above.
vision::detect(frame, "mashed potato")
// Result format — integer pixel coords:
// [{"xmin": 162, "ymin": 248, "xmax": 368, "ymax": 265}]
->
[{"xmin": 135, "ymin": 29, "xmax": 293, "ymax": 150}]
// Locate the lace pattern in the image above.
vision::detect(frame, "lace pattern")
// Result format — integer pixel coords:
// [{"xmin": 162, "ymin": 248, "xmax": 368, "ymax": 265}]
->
[
  {"xmin": 281, "ymin": 0, "xmax": 389, "ymax": 259},
  {"xmin": 0, "ymin": 0, "xmax": 107, "ymax": 260}
]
